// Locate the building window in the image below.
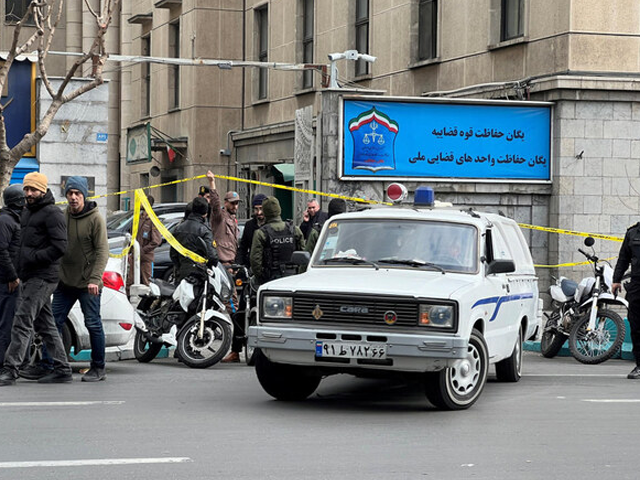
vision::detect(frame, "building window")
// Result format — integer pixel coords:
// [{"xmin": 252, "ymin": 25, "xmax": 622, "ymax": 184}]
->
[
  {"xmin": 256, "ymin": 5, "xmax": 268, "ymax": 100},
  {"xmin": 5, "ymin": 0, "xmax": 33, "ymax": 24},
  {"xmin": 418, "ymin": 0, "xmax": 437, "ymax": 61},
  {"xmin": 302, "ymin": 0, "xmax": 314, "ymax": 89},
  {"xmin": 141, "ymin": 35, "xmax": 151, "ymax": 117},
  {"xmin": 501, "ymin": 0, "xmax": 523, "ymax": 41},
  {"xmin": 355, "ymin": 0, "xmax": 369, "ymax": 76},
  {"xmin": 169, "ymin": 21, "xmax": 180, "ymax": 110}
]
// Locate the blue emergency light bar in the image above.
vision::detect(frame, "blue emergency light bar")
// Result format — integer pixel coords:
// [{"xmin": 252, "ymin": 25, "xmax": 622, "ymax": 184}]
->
[{"xmin": 414, "ymin": 186, "xmax": 434, "ymax": 207}]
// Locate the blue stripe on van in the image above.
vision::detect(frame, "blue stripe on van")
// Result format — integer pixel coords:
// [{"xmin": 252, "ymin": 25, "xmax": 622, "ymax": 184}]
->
[{"xmin": 472, "ymin": 293, "xmax": 534, "ymax": 321}]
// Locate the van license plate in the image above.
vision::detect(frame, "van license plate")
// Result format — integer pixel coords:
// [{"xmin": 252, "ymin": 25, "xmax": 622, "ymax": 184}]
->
[{"xmin": 315, "ymin": 341, "xmax": 387, "ymax": 359}]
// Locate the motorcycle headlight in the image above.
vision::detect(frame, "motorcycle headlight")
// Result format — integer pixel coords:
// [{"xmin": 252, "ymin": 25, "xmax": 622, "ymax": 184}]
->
[
  {"xmin": 262, "ymin": 295, "xmax": 292, "ymax": 320},
  {"xmin": 419, "ymin": 303, "xmax": 456, "ymax": 329},
  {"xmin": 220, "ymin": 282, "xmax": 231, "ymax": 303}
]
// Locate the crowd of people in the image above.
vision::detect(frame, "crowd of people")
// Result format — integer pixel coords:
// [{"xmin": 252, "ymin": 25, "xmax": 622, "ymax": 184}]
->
[{"xmin": 0, "ymin": 169, "xmax": 342, "ymax": 381}]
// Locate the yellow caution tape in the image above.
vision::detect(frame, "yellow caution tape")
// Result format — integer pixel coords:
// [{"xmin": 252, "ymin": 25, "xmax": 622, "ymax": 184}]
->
[
  {"xmin": 534, "ymin": 256, "xmax": 618, "ymax": 269},
  {"xmin": 98, "ymin": 171, "xmax": 624, "ymax": 267},
  {"xmin": 136, "ymin": 189, "xmax": 207, "ymax": 264},
  {"xmin": 518, "ymin": 223, "xmax": 623, "ymax": 242}
]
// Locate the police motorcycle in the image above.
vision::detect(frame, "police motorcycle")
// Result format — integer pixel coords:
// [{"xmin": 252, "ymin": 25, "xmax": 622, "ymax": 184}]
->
[
  {"xmin": 540, "ymin": 237, "xmax": 628, "ymax": 364},
  {"xmin": 134, "ymin": 260, "xmax": 234, "ymax": 369}
]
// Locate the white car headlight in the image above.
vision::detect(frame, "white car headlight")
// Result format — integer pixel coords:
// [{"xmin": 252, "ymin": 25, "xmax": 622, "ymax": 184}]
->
[
  {"xmin": 419, "ymin": 304, "xmax": 455, "ymax": 329},
  {"xmin": 262, "ymin": 296, "xmax": 292, "ymax": 319}
]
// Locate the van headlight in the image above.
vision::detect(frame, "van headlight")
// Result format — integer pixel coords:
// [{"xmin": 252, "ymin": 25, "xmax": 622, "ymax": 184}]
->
[
  {"xmin": 419, "ymin": 303, "xmax": 455, "ymax": 329},
  {"xmin": 262, "ymin": 295, "xmax": 292, "ymax": 320}
]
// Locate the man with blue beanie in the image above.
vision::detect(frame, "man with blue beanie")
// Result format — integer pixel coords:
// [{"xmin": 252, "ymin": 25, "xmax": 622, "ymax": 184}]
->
[{"xmin": 22, "ymin": 175, "xmax": 110, "ymax": 382}]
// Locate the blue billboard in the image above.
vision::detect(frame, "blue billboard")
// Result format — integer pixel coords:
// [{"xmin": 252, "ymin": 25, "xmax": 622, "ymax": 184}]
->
[
  {"xmin": 1, "ymin": 58, "xmax": 36, "ymax": 157},
  {"xmin": 340, "ymin": 98, "xmax": 552, "ymax": 182}
]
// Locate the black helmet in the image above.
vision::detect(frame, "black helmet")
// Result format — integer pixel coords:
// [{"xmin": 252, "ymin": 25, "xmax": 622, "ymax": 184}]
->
[{"xmin": 3, "ymin": 184, "xmax": 25, "ymax": 208}]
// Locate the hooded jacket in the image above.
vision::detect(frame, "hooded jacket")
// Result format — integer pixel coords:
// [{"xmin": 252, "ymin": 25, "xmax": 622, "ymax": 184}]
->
[
  {"xmin": 59, "ymin": 201, "xmax": 109, "ymax": 289},
  {"xmin": 19, "ymin": 189, "xmax": 67, "ymax": 283},
  {"xmin": 0, "ymin": 206, "xmax": 22, "ymax": 283},
  {"xmin": 250, "ymin": 197, "xmax": 305, "ymax": 282},
  {"xmin": 208, "ymin": 190, "xmax": 238, "ymax": 264}
]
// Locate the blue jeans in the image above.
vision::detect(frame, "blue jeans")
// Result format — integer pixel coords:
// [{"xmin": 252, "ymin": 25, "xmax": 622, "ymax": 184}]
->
[
  {"xmin": 42, "ymin": 284, "xmax": 105, "ymax": 369},
  {"xmin": 0, "ymin": 283, "xmax": 19, "ymax": 366}
]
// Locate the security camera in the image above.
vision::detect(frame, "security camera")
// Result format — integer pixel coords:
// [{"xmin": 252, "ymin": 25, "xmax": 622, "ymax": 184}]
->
[
  {"xmin": 328, "ymin": 52, "xmax": 346, "ymax": 61},
  {"xmin": 358, "ymin": 53, "xmax": 377, "ymax": 63},
  {"xmin": 219, "ymin": 149, "xmax": 225, "ymax": 155}
]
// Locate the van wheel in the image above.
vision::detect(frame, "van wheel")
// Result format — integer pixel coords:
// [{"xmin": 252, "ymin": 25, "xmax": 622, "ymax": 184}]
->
[
  {"xmin": 495, "ymin": 326, "xmax": 523, "ymax": 382},
  {"xmin": 424, "ymin": 329, "xmax": 488, "ymax": 410},
  {"xmin": 255, "ymin": 350, "xmax": 321, "ymax": 401}
]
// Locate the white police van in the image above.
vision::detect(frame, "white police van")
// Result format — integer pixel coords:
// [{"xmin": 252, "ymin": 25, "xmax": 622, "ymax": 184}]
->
[{"xmin": 249, "ymin": 187, "xmax": 539, "ymax": 410}]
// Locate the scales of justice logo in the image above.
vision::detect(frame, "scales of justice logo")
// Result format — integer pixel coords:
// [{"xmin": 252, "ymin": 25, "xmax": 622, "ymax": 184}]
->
[{"xmin": 348, "ymin": 107, "xmax": 399, "ymax": 172}]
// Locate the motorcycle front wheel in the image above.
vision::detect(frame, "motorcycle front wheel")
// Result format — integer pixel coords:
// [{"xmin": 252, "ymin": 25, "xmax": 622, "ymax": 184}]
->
[
  {"xmin": 568, "ymin": 308, "xmax": 625, "ymax": 364},
  {"xmin": 133, "ymin": 330, "xmax": 163, "ymax": 363},
  {"xmin": 540, "ymin": 311, "xmax": 566, "ymax": 359},
  {"xmin": 176, "ymin": 315, "xmax": 232, "ymax": 369}
]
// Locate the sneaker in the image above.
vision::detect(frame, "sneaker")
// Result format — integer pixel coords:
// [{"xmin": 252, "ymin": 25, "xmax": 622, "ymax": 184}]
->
[
  {"xmin": 628, "ymin": 366, "xmax": 640, "ymax": 380},
  {"xmin": 37, "ymin": 370, "xmax": 73, "ymax": 384},
  {"xmin": 19, "ymin": 365, "xmax": 53, "ymax": 380},
  {"xmin": 222, "ymin": 351, "xmax": 240, "ymax": 363},
  {"xmin": 81, "ymin": 367, "xmax": 106, "ymax": 382},
  {"xmin": 0, "ymin": 367, "xmax": 18, "ymax": 386}
]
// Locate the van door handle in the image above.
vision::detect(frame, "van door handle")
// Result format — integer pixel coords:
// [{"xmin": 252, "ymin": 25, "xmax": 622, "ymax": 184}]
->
[{"xmin": 503, "ymin": 284, "xmax": 510, "ymax": 293}]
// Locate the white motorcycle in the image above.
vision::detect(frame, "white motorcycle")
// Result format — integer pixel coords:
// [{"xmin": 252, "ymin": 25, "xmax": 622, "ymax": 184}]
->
[
  {"xmin": 541, "ymin": 237, "xmax": 628, "ymax": 364},
  {"xmin": 134, "ymin": 262, "xmax": 234, "ymax": 369}
]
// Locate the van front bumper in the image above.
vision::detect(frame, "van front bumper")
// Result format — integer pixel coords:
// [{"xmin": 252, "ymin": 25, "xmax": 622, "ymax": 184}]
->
[{"xmin": 249, "ymin": 325, "xmax": 468, "ymax": 373}]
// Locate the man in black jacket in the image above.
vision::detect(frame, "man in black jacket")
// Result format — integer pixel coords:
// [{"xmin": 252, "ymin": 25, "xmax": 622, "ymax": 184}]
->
[
  {"xmin": 0, "ymin": 172, "xmax": 72, "ymax": 386},
  {"xmin": 299, "ymin": 198, "xmax": 329, "ymax": 240},
  {"xmin": 613, "ymin": 222, "xmax": 640, "ymax": 379},
  {"xmin": 0, "ymin": 185, "xmax": 25, "ymax": 366},
  {"xmin": 170, "ymin": 197, "xmax": 219, "ymax": 283},
  {"xmin": 236, "ymin": 193, "xmax": 267, "ymax": 267}
]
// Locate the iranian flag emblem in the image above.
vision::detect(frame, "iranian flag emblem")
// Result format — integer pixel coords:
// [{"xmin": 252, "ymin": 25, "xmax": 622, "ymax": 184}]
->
[{"xmin": 348, "ymin": 107, "xmax": 398, "ymax": 172}]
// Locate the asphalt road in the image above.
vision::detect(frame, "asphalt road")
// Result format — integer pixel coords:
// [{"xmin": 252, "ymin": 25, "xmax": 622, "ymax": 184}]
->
[{"xmin": 1, "ymin": 352, "xmax": 639, "ymax": 480}]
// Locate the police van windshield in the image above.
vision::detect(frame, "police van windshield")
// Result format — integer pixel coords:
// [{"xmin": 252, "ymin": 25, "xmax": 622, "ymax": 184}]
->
[{"xmin": 313, "ymin": 219, "xmax": 478, "ymax": 273}]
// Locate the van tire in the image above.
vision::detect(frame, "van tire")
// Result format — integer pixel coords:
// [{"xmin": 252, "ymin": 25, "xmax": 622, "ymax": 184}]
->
[
  {"xmin": 495, "ymin": 326, "xmax": 523, "ymax": 382},
  {"xmin": 424, "ymin": 329, "xmax": 488, "ymax": 410},
  {"xmin": 255, "ymin": 350, "xmax": 321, "ymax": 401}
]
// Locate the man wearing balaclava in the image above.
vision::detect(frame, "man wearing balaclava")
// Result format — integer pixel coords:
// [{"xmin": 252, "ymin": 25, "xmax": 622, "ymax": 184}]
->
[
  {"xmin": 24, "ymin": 176, "xmax": 109, "ymax": 383},
  {"xmin": 0, "ymin": 172, "xmax": 71, "ymax": 386},
  {"xmin": 0, "ymin": 184, "xmax": 25, "ymax": 367},
  {"xmin": 250, "ymin": 196, "xmax": 305, "ymax": 285}
]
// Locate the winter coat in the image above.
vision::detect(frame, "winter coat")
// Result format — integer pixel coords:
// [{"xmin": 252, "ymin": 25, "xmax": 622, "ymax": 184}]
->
[
  {"xmin": 19, "ymin": 189, "xmax": 67, "ymax": 283},
  {"xmin": 136, "ymin": 211, "xmax": 162, "ymax": 261},
  {"xmin": 0, "ymin": 206, "xmax": 22, "ymax": 283},
  {"xmin": 209, "ymin": 190, "xmax": 238, "ymax": 264},
  {"xmin": 59, "ymin": 201, "xmax": 109, "ymax": 289},
  {"xmin": 170, "ymin": 213, "xmax": 219, "ymax": 283},
  {"xmin": 300, "ymin": 210, "xmax": 328, "ymax": 240},
  {"xmin": 236, "ymin": 216, "xmax": 263, "ymax": 267},
  {"xmin": 614, "ymin": 223, "xmax": 640, "ymax": 283},
  {"xmin": 250, "ymin": 216, "xmax": 305, "ymax": 283}
]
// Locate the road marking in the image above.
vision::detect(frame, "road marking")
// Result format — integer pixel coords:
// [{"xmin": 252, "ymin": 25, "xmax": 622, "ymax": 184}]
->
[
  {"xmin": 526, "ymin": 374, "xmax": 626, "ymax": 377},
  {"xmin": 0, "ymin": 401, "xmax": 125, "ymax": 407},
  {"xmin": 582, "ymin": 399, "xmax": 640, "ymax": 403},
  {"xmin": 0, "ymin": 457, "xmax": 193, "ymax": 469}
]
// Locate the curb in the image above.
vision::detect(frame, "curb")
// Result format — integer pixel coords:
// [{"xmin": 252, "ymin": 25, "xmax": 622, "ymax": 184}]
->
[{"xmin": 524, "ymin": 317, "xmax": 633, "ymax": 361}]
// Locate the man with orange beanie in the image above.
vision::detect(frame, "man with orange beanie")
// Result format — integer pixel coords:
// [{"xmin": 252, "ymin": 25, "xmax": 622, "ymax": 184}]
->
[{"xmin": 0, "ymin": 172, "xmax": 72, "ymax": 386}]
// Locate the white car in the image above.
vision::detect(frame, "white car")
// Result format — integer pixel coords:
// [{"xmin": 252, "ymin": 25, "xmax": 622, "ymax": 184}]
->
[
  {"xmin": 249, "ymin": 188, "xmax": 539, "ymax": 410},
  {"xmin": 59, "ymin": 237, "xmax": 141, "ymax": 357}
]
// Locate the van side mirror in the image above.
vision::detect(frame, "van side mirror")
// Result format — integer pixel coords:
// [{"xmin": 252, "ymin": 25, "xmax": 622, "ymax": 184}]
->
[
  {"xmin": 291, "ymin": 251, "xmax": 310, "ymax": 267},
  {"xmin": 487, "ymin": 259, "xmax": 516, "ymax": 275}
]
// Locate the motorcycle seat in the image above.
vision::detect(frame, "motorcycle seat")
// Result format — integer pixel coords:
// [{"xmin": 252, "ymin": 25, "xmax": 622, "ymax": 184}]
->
[
  {"xmin": 560, "ymin": 278, "xmax": 578, "ymax": 298},
  {"xmin": 152, "ymin": 278, "xmax": 177, "ymax": 297}
]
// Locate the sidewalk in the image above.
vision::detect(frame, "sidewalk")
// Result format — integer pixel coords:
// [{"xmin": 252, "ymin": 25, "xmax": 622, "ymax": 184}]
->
[{"xmin": 524, "ymin": 317, "xmax": 633, "ymax": 361}]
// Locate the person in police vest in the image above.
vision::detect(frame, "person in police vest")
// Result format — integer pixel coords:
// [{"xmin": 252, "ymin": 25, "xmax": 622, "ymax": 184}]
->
[{"xmin": 250, "ymin": 196, "xmax": 305, "ymax": 285}]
